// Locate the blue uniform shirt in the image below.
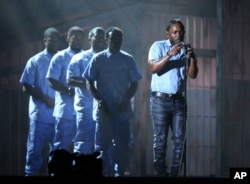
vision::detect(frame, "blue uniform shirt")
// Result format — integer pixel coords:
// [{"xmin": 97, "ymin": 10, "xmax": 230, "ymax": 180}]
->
[
  {"xmin": 46, "ymin": 47, "xmax": 82, "ymax": 120},
  {"xmin": 83, "ymin": 49, "xmax": 142, "ymax": 121},
  {"xmin": 148, "ymin": 39, "xmax": 187, "ymax": 94},
  {"xmin": 20, "ymin": 49, "xmax": 55, "ymax": 123},
  {"xmin": 66, "ymin": 48, "xmax": 95, "ymax": 114}
]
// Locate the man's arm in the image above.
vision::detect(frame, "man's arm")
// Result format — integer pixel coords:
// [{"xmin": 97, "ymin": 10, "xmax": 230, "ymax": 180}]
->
[
  {"xmin": 126, "ymin": 82, "xmax": 138, "ymax": 100},
  {"xmin": 22, "ymin": 82, "xmax": 54, "ymax": 107},
  {"xmin": 86, "ymin": 80, "xmax": 110, "ymax": 113},
  {"xmin": 187, "ymin": 54, "xmax": 198, "ymax": 79},
  {"xmin": 148, "ymin": 54, "xmax": 171, "ymax": 74},
  {"xmin": 47, "ymin": 77, "xmax": 75, "ymax": 96},
  {"xmin": 118, "ymin": 81, "xmax": 138, "ymax": 112},
  {"xmin": 148, "ymin": 43, "xmax": 182, "ymax": 74},
  {"xmin": 85, "ymin": 80, "xmax": 100, "ymax": 100},
  {"xmin": 67, "ymin": 77, "xmax": 86, "ymax": 88}
]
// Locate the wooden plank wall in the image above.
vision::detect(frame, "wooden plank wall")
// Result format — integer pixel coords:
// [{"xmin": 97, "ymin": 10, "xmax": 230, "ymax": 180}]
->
[
  {"xmin": 0, "ymin": 41, "xmax": 44, "ymax": 175},
  {"xmin": 217, "ymin": 0, "xmax": 250, "ymax": 176}
]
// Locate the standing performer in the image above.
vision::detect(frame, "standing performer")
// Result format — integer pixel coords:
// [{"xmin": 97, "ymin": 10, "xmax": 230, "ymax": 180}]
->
[
  {"xmin": 83, "ymin": 27, "xmax": 142, "ymax": 176},
  {"xmin": 148, "ymin": 18, "xmax": 198, "ymax": 177},
  {"xmin": 20, "ymin": 27, "xmax": 61, "ymax": 176},
  {"xmin": 46, "ymin": 26, "xmax": 85, "ymax": 153},
  {"xmin": 67, "ymin": 26, "xmax": 106, "ymax": 154}
]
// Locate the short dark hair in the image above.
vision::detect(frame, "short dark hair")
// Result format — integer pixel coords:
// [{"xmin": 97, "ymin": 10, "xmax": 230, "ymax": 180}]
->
[
  {"xmin": 166, "ymin": 18, "xmax": 185, "ymax": 32},
  {"xmin": 44, "ymin": 27, "xmax": 60, "ymax": 39},
  {"xmin": 67, "ymin": 26, "xmax": 84, "ymax": 37},
  {"xmin": 88, "ymin": 26, "xmax": 105, "ymax": 39},
  {"xmin": 105, "ymin": 26, "xmax": 122, "ymax": 39}
]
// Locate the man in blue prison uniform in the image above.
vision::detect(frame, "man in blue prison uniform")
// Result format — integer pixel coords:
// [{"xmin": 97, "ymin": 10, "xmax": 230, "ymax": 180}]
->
[
  {"xmin": 46, "ymin": 26, "xmax": 84, "ymax": 153},
  {"xmin": 20, "ymin": 27, "xmax": 61, "ymax": 176},
  {"xmin": 66, "ymin": 27, "xmax": 106, "ymax": 154},
  {"xmin": 83, "ymin": 27, "xmax": 142, "ymax": 176}
]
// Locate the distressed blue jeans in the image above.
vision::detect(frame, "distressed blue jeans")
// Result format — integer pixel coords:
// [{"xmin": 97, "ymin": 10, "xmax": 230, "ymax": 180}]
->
[{"xmin": 150, "ymin": 94, "xmax": 186, "ymax": 176}]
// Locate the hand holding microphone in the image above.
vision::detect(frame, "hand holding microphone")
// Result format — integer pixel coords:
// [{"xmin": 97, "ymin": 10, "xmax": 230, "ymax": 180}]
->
[
  {"xmin": 179, "ymin": 42, "xmax": 196, "ymax": 58},
  {"xmin": 167, "ymin": 42, "xmax": 182, "ymax": 57},
  {"xmin": 167, "ymin": 41, "xmax": 195, "ymax": 59}
]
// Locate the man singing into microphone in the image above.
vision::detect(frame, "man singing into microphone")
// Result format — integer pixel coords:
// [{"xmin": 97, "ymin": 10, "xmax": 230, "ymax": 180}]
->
[{"xmin": 148, "ymin": 18, "xmax": 198, "ymax": 177}]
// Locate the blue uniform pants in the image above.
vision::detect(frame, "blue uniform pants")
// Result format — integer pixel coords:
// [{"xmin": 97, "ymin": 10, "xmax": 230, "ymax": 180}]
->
[
  {"xmin": 25, "ymin": 120, "xmax": 55, "ymax": 176},
  {"xmin": 74, "ymin": 112, "xmax": 96, "ymax": 154},
  {"xmin": 53, "ymin": 117, "xmax": 76, "ymax": 152},
  {"xmin": 95, "ymin": 111, "xmax": 130, "ymax": 176}
]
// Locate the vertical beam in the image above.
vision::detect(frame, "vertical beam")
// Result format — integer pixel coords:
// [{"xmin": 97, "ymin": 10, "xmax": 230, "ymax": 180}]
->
[{"xmin": 216, "ymin": 0, "xmax": 223, "ymax": 177}]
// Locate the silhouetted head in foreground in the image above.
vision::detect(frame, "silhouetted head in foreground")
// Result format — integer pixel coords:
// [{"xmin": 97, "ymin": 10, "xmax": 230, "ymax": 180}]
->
[
  {"xmin": 48, "ymin": 149, "xmax": 102, "ymax": 177},
  {"xmin": 48, "ymin": 149, "xmax": 73, "ymax": 176}
]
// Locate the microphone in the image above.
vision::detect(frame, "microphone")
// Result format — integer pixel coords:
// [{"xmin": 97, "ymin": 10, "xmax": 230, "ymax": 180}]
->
[
  {"xmin": 178, "ymin": 42, "xmax": 191, "ymax": 56},
  {"xmin": 179, "ymin": 42, "xmax": 190, "ymax": 50},
  {"xmin": 179, "ymin": 42, "xmax": 191, "ymax": 60}
]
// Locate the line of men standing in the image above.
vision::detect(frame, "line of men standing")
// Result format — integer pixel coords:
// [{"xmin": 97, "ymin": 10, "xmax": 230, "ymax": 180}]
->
[{"xmin": 19, "ymin": 25, "xmax": 142, "ymax": 177}]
